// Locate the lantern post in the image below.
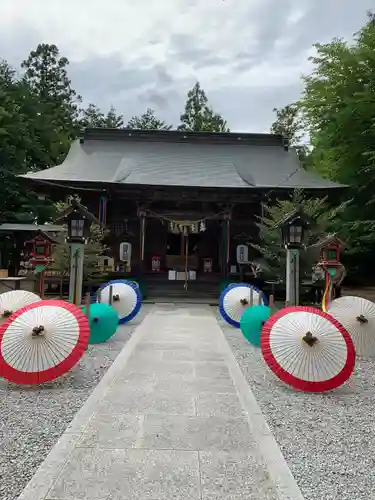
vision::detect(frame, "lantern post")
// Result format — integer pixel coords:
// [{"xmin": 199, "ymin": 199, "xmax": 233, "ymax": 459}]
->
[
  {"xmin": 279, "ymin": 209, "xmax": 309, "ymax": 306},
  {"xmin": 55, "ymin": 199, "xmax": 102, "ymax": 306}
]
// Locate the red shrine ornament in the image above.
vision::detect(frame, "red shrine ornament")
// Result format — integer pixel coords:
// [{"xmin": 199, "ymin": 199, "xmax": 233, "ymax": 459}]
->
[
  {"xmin": 27, "ymin": 230, "xmax": 56, "ymax": 267},
  {"xmin": 318, "ymin": 235, "xmax": 346, "ymax": 268}
]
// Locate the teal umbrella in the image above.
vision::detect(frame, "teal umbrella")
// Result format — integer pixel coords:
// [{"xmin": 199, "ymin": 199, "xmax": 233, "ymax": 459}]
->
[
  {"xmin": 240, "ymin": 305, "xmax": 271, "ymax": 347},
  {"xmin": 82, "ymin": 303, "xmax": 119, "ymax": 344}
]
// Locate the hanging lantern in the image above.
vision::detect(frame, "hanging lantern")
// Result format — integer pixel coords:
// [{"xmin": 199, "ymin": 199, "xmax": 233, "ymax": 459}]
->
[
  {"xmin": 183, "ymin": 226, "xmax": 187, "ymax": 235},
  {"xmin": 55, "ymin": 199, "xmax": 101, "ymax": 244},
  {"xmin": 191, "ymin": 223, "xmax": 196, "ymax": 233},
  {"xmin": 200, "ymin": 221, "xmax": 206, "ymax": 232},
  {"xmin": 169, "ymin": 221, "xmax": 174, "ymax": 232},
  {"xmin": 278, "ymin": 209, "xmax": 309, "ymax": 249}
]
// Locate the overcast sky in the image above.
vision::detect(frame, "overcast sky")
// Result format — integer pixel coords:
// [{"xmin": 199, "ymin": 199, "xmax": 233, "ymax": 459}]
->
[{"xmin": 0, "ymin": 0, "xmax": 372, "ymax": 132}]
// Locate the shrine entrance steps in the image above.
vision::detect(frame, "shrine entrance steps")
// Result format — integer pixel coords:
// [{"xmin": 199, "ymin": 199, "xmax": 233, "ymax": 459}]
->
[{"xmin": 18, "ymin": 305, "xmax": 304, "ymax": 500}]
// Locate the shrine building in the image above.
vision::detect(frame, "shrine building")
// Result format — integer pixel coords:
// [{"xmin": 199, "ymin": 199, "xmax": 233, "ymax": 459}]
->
[{"xmin": 21, "ymin": 128, "xmax": 343, "ymax": 299}]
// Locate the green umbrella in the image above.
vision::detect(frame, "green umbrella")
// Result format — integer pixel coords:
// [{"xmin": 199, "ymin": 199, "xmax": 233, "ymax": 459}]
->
[
  {"xmin": 82, "ymin": 302, "xmax": 119, "ymax": 344},
  {"xmin": 240, "ymin": 305, "xmax": 271, "ymax": 347}
]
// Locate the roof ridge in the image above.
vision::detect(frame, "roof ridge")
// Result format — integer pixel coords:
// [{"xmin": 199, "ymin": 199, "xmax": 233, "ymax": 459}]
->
[{"xmin": 81, "ymin": 128, "xmax": 288, "ymax": 148}]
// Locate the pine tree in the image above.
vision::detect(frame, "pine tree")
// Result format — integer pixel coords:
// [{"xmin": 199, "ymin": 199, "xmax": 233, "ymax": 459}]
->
[{"xmin": 178, "ymin": 82, "xmax": 229, "ymax": 132}]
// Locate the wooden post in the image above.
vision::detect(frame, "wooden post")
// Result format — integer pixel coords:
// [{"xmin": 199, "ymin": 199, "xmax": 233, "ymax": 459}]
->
[
  {"xmin": 39, "ymin": 270, "xmax": 45, "ymax": 299},
  {"xmin": 84, "ymin": 292, "xmax": 91, "ymax": 351},
  {"xmin": 59, "ymin": 273, "xmax": 63, "ymax": 299},
  {"xmin": 269, "ymin": 294, "xmax": 275, "ymax": 308},
  {"xmin": 84, "ymin": 293, "xmax": 91, "ymax": 318},
  {"xmin": 109, "ymin": 285, "xmax": 113, "ymax": 305},
  {"xmin": 139, "ymin": 210, "xmax": 146, "ymax": 278}
]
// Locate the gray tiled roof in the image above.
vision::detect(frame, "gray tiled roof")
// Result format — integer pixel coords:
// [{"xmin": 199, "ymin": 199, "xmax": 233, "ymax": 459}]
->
[
  {"xmin": 0, "ymin": 224, "xmax": 64, "ymax": 232},
  {"xmin": 21, "ymin": 137, "xmax": 343, "ymax": 190}
]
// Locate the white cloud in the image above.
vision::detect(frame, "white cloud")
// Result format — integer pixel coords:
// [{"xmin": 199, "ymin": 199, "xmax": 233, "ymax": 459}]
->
[{"xmin": 0, "ymin": 0, "xmax": 372, "ymax": 131}]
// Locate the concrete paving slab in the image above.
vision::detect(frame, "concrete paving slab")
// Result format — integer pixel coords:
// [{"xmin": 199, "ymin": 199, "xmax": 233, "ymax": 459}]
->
[
  {"xmin": 199, "ymin": 450, "xmax": 278, "ymax": 500},
  {"xmin": 153, "ymin": 373, "xmax": 236, "ymax": 394},
  {"xmin": 98, "ymin": 386, "xmax": 196, "ymax": 416},
  {"xmin": 18, "ymin": 304, "xmax": 304, "ymax": 500},
  {"xmin": 139, "ymin": 414, "xmax": 256, "ymax": 452},
  {"xmin": 195, "ymin": 392, "xmax": 246, "ymax": 417},
  {"xmin": 162, "ymin": 348, "xmax": 226, "ymax": 363},
  {"xmin": 47, "ymin": 448, "xmax": 200, "ymax": 500}
]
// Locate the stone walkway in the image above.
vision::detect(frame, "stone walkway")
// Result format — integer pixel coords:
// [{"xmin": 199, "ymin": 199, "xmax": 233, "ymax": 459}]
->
[{"xmin": 18, "ymin": 305, "xmax": 304, "ymax": 500}]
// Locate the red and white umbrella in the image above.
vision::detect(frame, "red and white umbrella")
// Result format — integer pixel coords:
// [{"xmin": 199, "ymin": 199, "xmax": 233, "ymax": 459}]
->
[
  {"xmin": 0, "ymin": 300, "xmax": 89, "ymax": 385},
  {"xmin": 0, "ymin": 290, "xmax": 41, "ymax": 321},
  {"xmin": 261, "ymin": 306, "xmax": 355, "ymax": 392},
  {"xmin": 328, "ymin": 296, "xmax": 375, "ymax": 358}
]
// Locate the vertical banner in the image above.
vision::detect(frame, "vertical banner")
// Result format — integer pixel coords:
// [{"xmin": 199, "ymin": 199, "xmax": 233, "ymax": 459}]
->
[{"xmin": 98, "ymin": 195, "xmax": 107, "ymax": 226}]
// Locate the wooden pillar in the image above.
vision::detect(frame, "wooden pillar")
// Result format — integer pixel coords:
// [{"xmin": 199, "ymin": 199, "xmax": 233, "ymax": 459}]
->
[
  {"xmin": 221, "ymin": 214, "xmax": 231, "ymax": 279},
  {"xmin": 138, "ymin": 210, "xmax": 147, "ymax": 277}
]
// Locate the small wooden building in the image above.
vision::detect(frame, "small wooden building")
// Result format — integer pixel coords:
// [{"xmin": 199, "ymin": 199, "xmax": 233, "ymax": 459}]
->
[{"xmin": 21, "ymin": 128, "xmax": 343, "ymax": 298}]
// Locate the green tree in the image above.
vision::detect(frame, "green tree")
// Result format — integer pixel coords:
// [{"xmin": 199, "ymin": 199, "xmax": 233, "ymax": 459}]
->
[
  {"xmin": 252, "ymin": 190, "xmax": 348, "ymax": 280},
  {"xmin": 81, "ymin": 104, "xmax": 124, "ymax": 128},
  {"xmin": 270, "ymin": 104, "xmax": 308, "ymax": 161},
  {"xmin": 298, "ymin": 12, "xmax": 375, "ymax": 280},
  {"xmin": 21, "ymin": 43, "xmax": 81, "ymax": 167},
  {"xmin": 0, "ymin": 60, "xmax": 55, "ymax": 268},
  {"xmin": 105, "ymin": 105, "xmax": 124, "ymax": 128},
  {"xmin": 0, "ymin": 60, "xmax": 53, "ymax": 222},
  {"xmin": 178, "ymin": 82, "xmax": 229, "ymax": 132},
  {"xmin": 80, "ymin": 104, "xmax": 105, "ymax": 128},
  {"xmin": 127, "ymin": 108, "xmax": 171, "ymax": 130}
]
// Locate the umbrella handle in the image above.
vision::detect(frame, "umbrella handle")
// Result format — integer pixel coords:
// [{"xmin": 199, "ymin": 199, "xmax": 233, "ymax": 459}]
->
[
  {"xmin": 302, "ymin": 331, "xmax": 318, "ymax": 347},
  {"xmin": 32, "ymin": 325, "xmax": 45, "ymax": 337},
  {"xmin": 356, "ymin": 314, "xmax": 368, "ymax": 324}
]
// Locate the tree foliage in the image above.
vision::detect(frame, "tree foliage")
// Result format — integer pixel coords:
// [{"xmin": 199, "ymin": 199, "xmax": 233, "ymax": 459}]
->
[
  {"xmin": 127, "ymin": 108, "xmax": 171, "ymax": 130},
  {"xmin": 252, "ymin": 190, "xmax": 349, "ymax": 280},
  {"xmin": 296, "ymin": 11, "xmax": 375, "ymax": 280},
  {"xmin": 21, "ymin": 43, "xmax": 81, "ymax": 167},
  {"xmin": 80, "ymin": 104, "xmax": 124, "ymax": 128},
  {"xmin": 0, "ymin": 59, "xmax": 55, "ymax": 229},
  {"xmin": 178, "ymin": 82, "xmax": 229, "ymax": 132},
  {"xmin": 270, "ymin": 104, "xmax": 308, "ymax": 161}
]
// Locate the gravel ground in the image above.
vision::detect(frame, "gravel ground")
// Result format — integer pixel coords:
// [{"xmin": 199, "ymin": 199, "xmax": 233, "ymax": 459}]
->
[
  {"xmin": 0, "ymin": 305, "xmax": 152, "ymax": 500},
  {"xmin": 215, "ymin": 309, "xmax": 375, "ymax": 500}
]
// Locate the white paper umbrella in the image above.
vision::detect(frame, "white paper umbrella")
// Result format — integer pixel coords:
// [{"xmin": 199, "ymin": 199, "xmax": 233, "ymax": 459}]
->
[
  {"xmin": 97, "ymin": 279, "xmax": 141, "ymax": 324},
  {"xmin": 260, "ymin": 306, "xmax": 355, "ymax": 392},
  {"xmin": 0, "ymin": 300, "xmax": 89, "ymax": 384},
  {"xmin": 219, "ymin": 283, "xmax": 268, "ymax": 328},
  {"xmin": 328, "ymin": 296, "xmax": 375, "ymax": 357},
  {"xmin": 0, "ymin": 290, "xmax": 41, "ymax": 321}
]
